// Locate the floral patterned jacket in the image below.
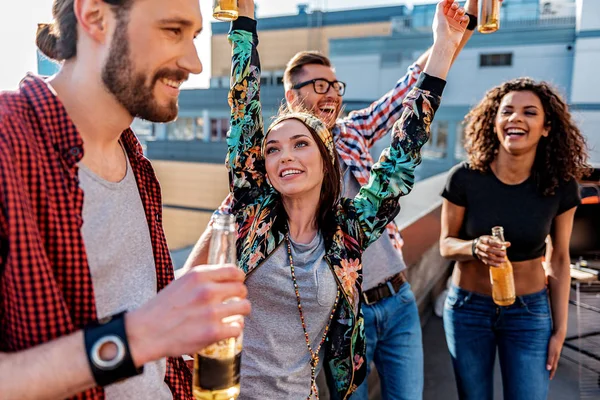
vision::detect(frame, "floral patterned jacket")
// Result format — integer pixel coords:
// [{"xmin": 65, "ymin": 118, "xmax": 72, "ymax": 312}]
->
[{"xmin": 225, "ymin": 19, "xmax": 444, "ymax": 400}]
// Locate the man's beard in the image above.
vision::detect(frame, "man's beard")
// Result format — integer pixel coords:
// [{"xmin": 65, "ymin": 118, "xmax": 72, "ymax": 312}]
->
[
  {"xmin": 290, "ymin": 96, "xmax": 342, "ymax": 130},
  {"xmin": 101, "ymin": 19, "xmax": 187, "ymax": 123},
  {"xmin": 312, "ymin": 101, "xmax": 342, "ymax": 130}
]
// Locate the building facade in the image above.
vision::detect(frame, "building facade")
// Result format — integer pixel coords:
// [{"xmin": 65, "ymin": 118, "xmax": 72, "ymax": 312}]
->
[{"xmin": 146, "ymin": 0, "xmax": 599, "ymax": 253}]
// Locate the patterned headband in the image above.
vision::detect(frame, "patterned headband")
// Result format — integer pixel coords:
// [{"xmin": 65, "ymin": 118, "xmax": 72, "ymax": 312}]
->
[{"xmin": 264, "ymin": 112, "xmax": 336, "ymax": 165}]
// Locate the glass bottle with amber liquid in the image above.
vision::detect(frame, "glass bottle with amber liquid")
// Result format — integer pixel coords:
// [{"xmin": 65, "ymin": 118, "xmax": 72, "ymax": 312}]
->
[
  {"xmin": 193, "ymin": 213, "xmax": 243, "ymax": 400},
  {"xmin": 213, "ymin": 0, "xmax": 239, "ymax": 22},
  {"xmin": 489, "ymin": 226, "xmax": 515, "ymax": 306},
  {"xmin": 478, "ymin": 0, "xmax": 501, "ymax": 33}
]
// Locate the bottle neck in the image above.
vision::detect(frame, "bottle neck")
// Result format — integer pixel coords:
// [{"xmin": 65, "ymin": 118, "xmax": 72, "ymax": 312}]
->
[{"xmin": 492, "ymin": 227, "xmax": 505, "ymax": 242}]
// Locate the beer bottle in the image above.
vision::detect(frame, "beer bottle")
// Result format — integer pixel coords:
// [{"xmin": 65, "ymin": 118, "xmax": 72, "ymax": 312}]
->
[
  {"xmin": 478, "ymin": 0, "xmax": 501, "ymax": 33},
  {"xmin": 193, "ymin": 213, "xmax": 243, "ymax": 400},
  {"xmin": 489, "ymin": 226, "xmax": 515, "ymax": 306},
  {"xmin": 213, "ymin": 0, "xmax": 239, "ymax": 22}
]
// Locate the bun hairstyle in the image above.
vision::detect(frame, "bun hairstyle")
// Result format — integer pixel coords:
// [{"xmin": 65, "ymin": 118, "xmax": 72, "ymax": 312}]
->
[
  {"xmin": 36, "ymin": 0, "xmax": 132, "ymax": 62},
  {"xmin": 36, "ymin": 0, "xmax": 78, "ymax": 61}
]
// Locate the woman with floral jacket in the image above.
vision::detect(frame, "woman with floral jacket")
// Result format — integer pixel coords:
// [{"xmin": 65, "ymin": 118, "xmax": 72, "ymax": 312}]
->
[{"xmin": 225, "ymin": 1, "xmax": 469, "ymax": 399}]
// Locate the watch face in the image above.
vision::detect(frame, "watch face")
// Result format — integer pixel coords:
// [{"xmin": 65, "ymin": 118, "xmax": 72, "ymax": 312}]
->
[{"xmin": 91, "ymin": 335, "xmax": 126, "ymax": 370}]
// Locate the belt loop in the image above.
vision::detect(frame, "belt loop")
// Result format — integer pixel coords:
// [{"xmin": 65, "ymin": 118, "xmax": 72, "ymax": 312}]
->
[
  {"xmin": 362, "ymin": 291, "xmax": 373, "ymax": 306},
  {"xmin": 386, "ymin": 280, "xmax": 397, "ymax": 296},
  {"xmin": 464, "ymin": 293, "xmax": 472, "ymax": 304}
]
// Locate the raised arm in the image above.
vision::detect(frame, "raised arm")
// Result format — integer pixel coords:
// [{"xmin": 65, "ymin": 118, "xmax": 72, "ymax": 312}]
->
[
  {"xmin": 351, "ymin": 0, "xmax": 468, "ymax": 249},
  {"xmin": 340, "ymin": 63, "xmax": 422, "ymax": 148},
  {"xmin": 343, "ymin": 0, "xmax": 501, "ymax": 149},
  {"xmin": 226, "ymin": 14, "xmax": 265, "ymax": 210}
]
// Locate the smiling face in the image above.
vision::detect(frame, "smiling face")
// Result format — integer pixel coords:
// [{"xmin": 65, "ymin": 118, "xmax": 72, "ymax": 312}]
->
[
  {"xmin": 264, "ymin": 119, "xmax": 326, "ymax": 199},
  {"xmin": 101, "ymin": 0, "xmax": 203, "ymax": 122},
  {"xmin": 286, "ymin": 64, "xmax": 342, "ymax": 129},
  {"xmin": 494, "ymin": 90, "xmax": 550, "ymax": 156}
]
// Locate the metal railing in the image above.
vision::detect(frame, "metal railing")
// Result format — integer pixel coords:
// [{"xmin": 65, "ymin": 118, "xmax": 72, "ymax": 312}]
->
[{"xmin": 391, "ymin": 14, "xmax": 576, "ymax": 34}]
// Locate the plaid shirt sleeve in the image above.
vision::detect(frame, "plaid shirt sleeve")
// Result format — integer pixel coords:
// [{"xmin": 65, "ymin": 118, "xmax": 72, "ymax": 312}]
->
[
  {"xmin": 341, "ymin": 63, "xmax": 422, "ymax": 149},
  {"xmin": 0, "ymin": 139, "xmax": 7, "ymax": 269}
]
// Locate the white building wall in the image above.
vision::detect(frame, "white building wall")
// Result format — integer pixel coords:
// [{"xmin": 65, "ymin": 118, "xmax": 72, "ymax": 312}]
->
[
  {"xmin": 332, "ymin": 54, "xmax": 382, "ymax": 101},
  {"xmin": 333, "ymin": 43, "xmax": 573, "ymax": 107},
  {"xmin": 577, "ymin": 0, "xmax": 600, "ymax": 31},
  {"xmin": 570, "ymin": 39, "xmax": 600, "ymax": 104},
  {"xmin": 571, "ymin": 0, "xmax": 600, "ymax": 165},
  {"xmin": 573, "ymin": 111, "xmax": 600, "ymax": 166},
  {"xmin": 442, "ymin": 43, "xmax": 574, "ymax": 106}
]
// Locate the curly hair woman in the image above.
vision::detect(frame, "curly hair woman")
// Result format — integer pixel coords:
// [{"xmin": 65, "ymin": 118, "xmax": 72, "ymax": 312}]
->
[{"xmin": 439, "ymin": 78, "xmax": 589, "ymax": 400}]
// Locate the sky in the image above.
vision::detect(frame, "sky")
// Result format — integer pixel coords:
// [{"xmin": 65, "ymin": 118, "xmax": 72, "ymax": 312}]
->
[{"xmin": 0, "ymin": 0, "xmax": 436, "ymax": 91}]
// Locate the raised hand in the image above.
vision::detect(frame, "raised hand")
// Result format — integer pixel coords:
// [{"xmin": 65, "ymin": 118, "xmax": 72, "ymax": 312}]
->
[
  {"xmin": 424, "ymin": 0, "xmax": 470, "ymax": 79},
  {"xmin": 238, "ymin": 0, "xmax": 255, "ymax": 19},
  {"xmin": 433, "ymin": 0, "xmax": 470, "ymax": 46}
]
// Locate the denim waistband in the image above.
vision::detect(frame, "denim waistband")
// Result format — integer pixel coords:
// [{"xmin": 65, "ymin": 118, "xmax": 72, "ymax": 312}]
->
[{"xmin": 449, "ymin": 284, "xmax": 548, "ymax": 307}]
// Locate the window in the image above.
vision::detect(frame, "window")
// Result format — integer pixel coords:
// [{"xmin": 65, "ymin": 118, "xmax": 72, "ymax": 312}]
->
[
  {"xmin": 411, "ymin": 4, "xmax": 437, "ymax": 29},
  {"xmin": 276, "ymin": 76, "xmax": 284, "ymax": 86},
  {"xmin": 423, "ymin": 121, "xmax": 448, "ymax": 159},
  {"xmin": 454, "ymin": 122, "xmax": 467, "ymax": 160},
  {"xmin": 163, "ymin": 117, "xmax": 209, "ymax": 141},
  {"xmin": 131, "ymin": 118, "xmax": 154, "ymax": 138},
  {"xmin": 210, "ymin": 77, "xmax": 222, "ymax": 88},
  {"xmin": 210, "ymin": 118, "xmax": 230, "ymax": 142},
  {"xmin": 436, "ymin": 121, "xmax": 448, "ymax": 149},
  {"xmin": 480, "ymin": 53, "xmax": 513, "ymax": 67},
  {"xmin": 167, "ymin": 118, "xmax": 195, "ymax": 140},
  {"xmin": 195, "ymin": 117, "xmax": 206, "ymax": 140}
]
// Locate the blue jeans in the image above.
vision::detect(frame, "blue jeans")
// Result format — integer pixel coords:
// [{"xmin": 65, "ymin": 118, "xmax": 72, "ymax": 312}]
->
[
  {"xmin": 351, "ymin": 282, "xmax": 423, "ymax": 400},
  {"xmin": 443, "ymin": 284, "xmax": 552, "ymax": 400}
]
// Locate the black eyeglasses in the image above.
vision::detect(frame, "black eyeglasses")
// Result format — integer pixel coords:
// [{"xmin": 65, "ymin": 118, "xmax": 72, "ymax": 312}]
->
[{"xmin": 292, "ymin": 78, "xmax": 346, "ymax": 96}]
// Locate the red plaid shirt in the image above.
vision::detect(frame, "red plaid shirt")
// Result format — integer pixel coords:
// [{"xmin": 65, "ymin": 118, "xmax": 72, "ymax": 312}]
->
[{"xmin": 0, "ymin": 75, "xmax": 192, "ymax": 399}]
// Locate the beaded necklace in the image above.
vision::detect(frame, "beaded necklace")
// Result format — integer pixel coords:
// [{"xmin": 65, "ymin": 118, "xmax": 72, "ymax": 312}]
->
[{"xmin": 285, "ymin": 233, "xmax": 340, "ymax": 400}]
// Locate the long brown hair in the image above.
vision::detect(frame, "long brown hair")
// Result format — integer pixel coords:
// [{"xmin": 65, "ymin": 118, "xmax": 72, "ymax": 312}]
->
[
  {"xmin": 464, "ymin": 78, "xmax": 589, "ymax": 195},
  {"xmin": 36, "ymin": 0, "xmax": 133, "ymax": 61}
]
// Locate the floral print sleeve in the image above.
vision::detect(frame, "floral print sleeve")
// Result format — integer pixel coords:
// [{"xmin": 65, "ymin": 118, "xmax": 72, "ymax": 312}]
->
[
  {"xmin": 226, "ymin": 19, "xmax": 265, "ymax": 210},
  {"xmin": 351, "ymin": 73, "xmax": 446, "ymax": 250}
]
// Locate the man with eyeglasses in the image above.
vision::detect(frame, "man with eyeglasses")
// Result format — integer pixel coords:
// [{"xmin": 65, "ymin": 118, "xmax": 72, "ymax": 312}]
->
[{"xmin": 186, "ymin": 0, "xmax": 488, "ymax": 398}]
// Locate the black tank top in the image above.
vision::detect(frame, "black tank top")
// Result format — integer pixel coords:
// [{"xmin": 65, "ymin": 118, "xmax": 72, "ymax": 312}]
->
[{"xmin": 441, "ymin": 162, "xmax": 580, "ymax": 262}]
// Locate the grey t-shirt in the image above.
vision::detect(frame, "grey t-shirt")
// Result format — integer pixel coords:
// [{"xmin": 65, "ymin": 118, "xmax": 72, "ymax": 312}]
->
[
  {"xmin": 79, "ymin": 154, "xmax": 172, "ymax": 400},
  {"xmin": 341, "ymin": 160, "xmax": 407, "ymax": 290},
  {"xmin": 241, "ymin": 233, "xmax": 338, "ymax": 399}
]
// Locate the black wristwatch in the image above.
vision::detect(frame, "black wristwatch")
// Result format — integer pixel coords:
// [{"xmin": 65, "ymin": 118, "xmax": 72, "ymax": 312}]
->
[
  {"xmin": 465, "ymin": 13, "xmax": 478, "ymax": 31},
  {"xmin": 84, "ymin": 311, "xmax": 143, "ymax": 387}
]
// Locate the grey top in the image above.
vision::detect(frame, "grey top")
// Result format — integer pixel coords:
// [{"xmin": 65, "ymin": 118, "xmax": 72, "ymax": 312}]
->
[
  {"xmin": 341, "ymin": 160, "xmax": 407, "ymax": 290},
  {"xmin": 240, "ymin": 233, "xmax": 338, "ymax": 400},
  {"xmin": 79, "ymin": 153, "xmax": 172, "ymax": 400}
]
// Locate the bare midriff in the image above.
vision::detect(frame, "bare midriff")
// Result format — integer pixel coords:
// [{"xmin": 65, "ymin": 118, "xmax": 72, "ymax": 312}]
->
[{"xmin": 452, "ymin": 257, "xmax": 546, "ymax": 296}]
